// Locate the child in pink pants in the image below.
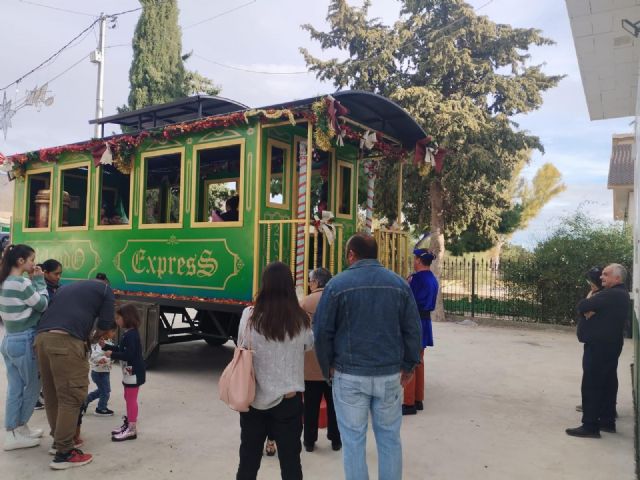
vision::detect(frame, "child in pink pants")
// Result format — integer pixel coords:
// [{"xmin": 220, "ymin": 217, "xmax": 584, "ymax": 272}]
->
[{"xmin": 103, "ymin": 304, "xmax": 146, "ymax": 442}]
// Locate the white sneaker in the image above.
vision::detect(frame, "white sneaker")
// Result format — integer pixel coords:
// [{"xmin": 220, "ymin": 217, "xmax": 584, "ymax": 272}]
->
[
  {"xmin": 16, "ymin": 424, "xmax": 44, "ymax": 438},
  {"xmin": 3, "ymin": 429, "xmax": 40, "ymax": 451}
]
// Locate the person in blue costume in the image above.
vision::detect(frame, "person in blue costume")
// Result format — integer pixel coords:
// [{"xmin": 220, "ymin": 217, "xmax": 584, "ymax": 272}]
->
[{"xmin": 402, "ymin": 242, "xmax": 439, "ymax": 416}]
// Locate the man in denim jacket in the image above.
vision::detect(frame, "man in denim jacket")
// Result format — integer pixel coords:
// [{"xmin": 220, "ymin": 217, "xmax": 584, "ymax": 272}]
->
[{"xmin": 314, "ymin": 233, "xmax": 421, "ymax": 480}]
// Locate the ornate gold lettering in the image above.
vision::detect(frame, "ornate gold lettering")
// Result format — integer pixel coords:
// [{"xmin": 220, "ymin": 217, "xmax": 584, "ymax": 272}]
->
[
  {"xmin": 147, "ymin": 256, "xmax": 156, "ymax": 274},
  {"xmin": 186, "ymin": 257, "xmax": 196, "ymax": 276},
  {"xmin": 132, "ymin": 249, "xmax": 146, "ymax": 274},
  {"xmin": 156, "ymin": 257, "xmax": 167, "ymax": 279},
  {"xmin": 72, "ymin": 248, "xmax": 85, "ymax": 271},
  {"xmin": 197, "ymin": 250, "xmax": 218, "ymax": 278}
]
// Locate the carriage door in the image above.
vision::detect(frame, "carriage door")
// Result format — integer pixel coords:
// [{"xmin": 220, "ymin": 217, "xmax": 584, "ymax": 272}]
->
[{"xmin": 259, "ymin": 136, "xmax": 294, "ymax": 274}]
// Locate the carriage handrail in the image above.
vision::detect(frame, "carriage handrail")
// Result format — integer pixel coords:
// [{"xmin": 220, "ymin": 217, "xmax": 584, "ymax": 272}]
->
[
  {"xmin": 259, "ymin": 218, "xmax": 345, "ymax": 276},
  {"xmin": 374, "ymin": 227, "xmax": 411, "ymax": 278}
]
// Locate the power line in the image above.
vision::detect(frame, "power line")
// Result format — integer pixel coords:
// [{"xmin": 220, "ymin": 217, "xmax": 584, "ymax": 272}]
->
[
  {"xmin": 107, "ymin": 7, "xmax": 142, "ymax": 17},
  {"xmin": 18, "ymin": 0, "xmax": 97, "ymax": 17},
  {"xmin": 45, "ymin": 53, "xmax": 90, "ymax": 85},
  {"xmin": 12, "ymin": 53, "xmax": 89, "ymax": 111},
  {"xmin": 192, "ymin": 0, "xmax": 495, "ymax": 77},
  {"xmin": 0, "ymin": 6, "xmax": 144, "ymax": 93},
  {"xmin": 0, "ymin": 18, "xmax": 100, "ymax": 91},
  {"xmin": 194, "ymin": 53, "xmax": 309, "ymax": 75},
  {"xmin": 184, "ymin": 0, "xmax": 256, "ymax": 30}
]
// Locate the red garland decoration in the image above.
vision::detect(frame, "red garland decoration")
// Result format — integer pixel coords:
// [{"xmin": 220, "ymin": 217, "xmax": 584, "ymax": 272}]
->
[
  {"xmin": 113, "ymin": 289, "xmax": 252, "ymax": 307},
  {"xmin": 5, "ymin": 103, "xmax": 416, "ymax": 173}
]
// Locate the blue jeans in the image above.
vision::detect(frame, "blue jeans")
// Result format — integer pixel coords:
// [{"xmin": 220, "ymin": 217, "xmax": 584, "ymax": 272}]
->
[
  {"xmin": 1, "ymin": 329, "xmax": 40, "ymax": 430},
  {"xmin": 86, "ymin": 371, "xmax": 111, "ymax": 410},
  {"xmin": 332, "ymin": 371, "xmax": 403, "ymax": 480}
]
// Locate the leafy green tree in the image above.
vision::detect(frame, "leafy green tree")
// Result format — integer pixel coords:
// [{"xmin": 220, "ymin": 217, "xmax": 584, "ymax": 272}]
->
[
  {"xmin": 127, "ymin": 0, "xmax": 219, "ymax": 111},
  {"xmin": 301, "ymin": 0, "xmax": 562, "ymax": 319},
  {"xmin": 502, "ymin": 210, "xmax": 632, "ymax": 324},
  {"xmin": 448, "ymin": 159, "xmax": 566, "ymax": 263}
]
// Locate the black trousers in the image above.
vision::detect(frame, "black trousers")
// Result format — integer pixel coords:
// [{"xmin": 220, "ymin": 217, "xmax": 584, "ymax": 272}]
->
[
  {"xmin": 581, "ymin": 341, "xmax": 623, "ymax": 431},
  {"xmin": 237, "ymin": 393, "xmax": 303, "ymax": 480},
  {"xmin": 303, "ymin": 380, "xmax": 340, "ymax": 446}
]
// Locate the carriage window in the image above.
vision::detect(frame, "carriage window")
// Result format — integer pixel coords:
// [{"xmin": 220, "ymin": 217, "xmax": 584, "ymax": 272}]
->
[
  {"xmin": 25, "ymin": 171, "xmax": 52, "ymax": 229},
  {"xmin": 267, "ymin": 140, "xmax": 290, "ymax": 208},
  {"xmin": 98, "ymin": 165, "xmax": 130, "ymax": 226},
  {"xmin": 59, "ymin": 166, "xmax": 89, "ymax": 228},
  {"xmin": 142, "ymin": 153, "xmax": 182, "ymax": 225},
  {"xmin": 337, "ymin": 162, "xmax": 353, "ymax": 217},
  {"xmin": 194, "ymin": 144, "xmax": 242, "ymax": 224}
]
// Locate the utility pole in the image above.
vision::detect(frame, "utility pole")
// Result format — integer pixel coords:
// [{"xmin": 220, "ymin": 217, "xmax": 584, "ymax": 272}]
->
[{"xmin": 91, "ymin": 13, "xmax": 107, "ymax": 138}]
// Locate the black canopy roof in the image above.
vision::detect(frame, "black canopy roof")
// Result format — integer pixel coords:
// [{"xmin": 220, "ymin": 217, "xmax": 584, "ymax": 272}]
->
[
  {"xmin": 90, "ymin": 95, "xmax": 248, "ymax": 131},
  {"xmin": 90, "ymin": 90, "xmax": 426, "ymax": 149}
]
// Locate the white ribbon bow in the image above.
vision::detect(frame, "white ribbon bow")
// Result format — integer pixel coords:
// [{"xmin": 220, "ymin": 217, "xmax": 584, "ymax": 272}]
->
[
  {"xmin": 100, "ymin": 143, "xmax": 113, "ymax": 166},
  {"xmin": 424, "ymin": 146, "xmax": 436, "ymax": 166},
  {"xmin": 360, "ymin": 130, "xmax": 377, "ymax": 151},
  {"xmin": 314, "ymin": 210, "xmax": 336, "ymax": 245}
]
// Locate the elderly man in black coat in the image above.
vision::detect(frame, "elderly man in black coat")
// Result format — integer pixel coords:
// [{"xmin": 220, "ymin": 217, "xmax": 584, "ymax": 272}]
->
[{"xmin": 566, "ymin": 263, "xmax": 630, "ymax": 438}]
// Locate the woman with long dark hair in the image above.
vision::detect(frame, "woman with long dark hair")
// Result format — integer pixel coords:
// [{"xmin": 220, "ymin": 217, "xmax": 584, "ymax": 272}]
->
[
  {"xmin": 0, "ymin": 244, "xmax": 48, "ymax": 451},
  {"xmin": 236, "ymin": 262, "xmax": 313, "ymax": 480}
]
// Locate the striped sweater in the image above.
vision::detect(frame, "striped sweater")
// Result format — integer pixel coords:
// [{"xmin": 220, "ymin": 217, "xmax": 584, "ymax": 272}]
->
[{"xmin": 0, "ymin": 275, "xmax": 49, "ymax": 333}]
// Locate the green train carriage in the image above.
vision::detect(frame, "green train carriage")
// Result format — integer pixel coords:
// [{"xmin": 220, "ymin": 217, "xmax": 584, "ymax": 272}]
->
[{"xmin": 5, "ymin": 91, "xmax": 429, "ymax": 360}]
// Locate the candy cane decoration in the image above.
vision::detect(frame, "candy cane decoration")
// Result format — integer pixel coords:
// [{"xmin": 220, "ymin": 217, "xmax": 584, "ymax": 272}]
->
[
  {"xmin": 363, "ymin": 159, "xmax": 378, "ymax": 234},
  {"xmin": 295, "ymin": 140, "xmax": 308, "ymax": 290}
]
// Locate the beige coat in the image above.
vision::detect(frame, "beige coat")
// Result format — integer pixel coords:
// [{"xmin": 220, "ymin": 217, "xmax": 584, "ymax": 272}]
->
[{"xmin": 300, "ymin": 288, "xmax": 325, "ymax": 381}]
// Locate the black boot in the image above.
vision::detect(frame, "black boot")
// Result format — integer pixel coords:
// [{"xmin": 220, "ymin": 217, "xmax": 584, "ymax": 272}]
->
[{"xmin": 565, "ymin": 425, "xmax": 600, "ymax": 438}]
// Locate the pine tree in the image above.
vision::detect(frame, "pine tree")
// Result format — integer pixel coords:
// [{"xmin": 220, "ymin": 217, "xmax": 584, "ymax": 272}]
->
[{"xmin": 301, "ymin": 0, "xmax": 563, "ymax": 320}]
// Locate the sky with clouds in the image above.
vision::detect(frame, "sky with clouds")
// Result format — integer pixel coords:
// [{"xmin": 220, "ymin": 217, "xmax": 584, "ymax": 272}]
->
[{"xmin": 0, "ymin": 0, "xmax": 632, "ymax": 248}]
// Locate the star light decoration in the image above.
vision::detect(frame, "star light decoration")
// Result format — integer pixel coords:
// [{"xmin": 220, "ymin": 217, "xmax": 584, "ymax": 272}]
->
[
  {"xmin": 0, "ymin": 92, "xmax": 16, "ymax": 140},
  {"xmin": 23, "ymin": 83, "xmax": 54, "ymax": 110},
  {"xmin": 0, "ymin": 84, "xmax": 54, "ymax": 140}
]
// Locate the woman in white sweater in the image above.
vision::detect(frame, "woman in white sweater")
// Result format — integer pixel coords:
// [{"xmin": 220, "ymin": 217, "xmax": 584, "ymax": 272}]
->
[{"xmin": 236, "ymin": 261, "xmax": 313, "ymax": 480}]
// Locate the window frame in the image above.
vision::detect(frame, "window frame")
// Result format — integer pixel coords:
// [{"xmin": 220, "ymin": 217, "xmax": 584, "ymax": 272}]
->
[
  {"xmin": 22, "ymin": 166, "xmax": 54, "ymax": 233},
  {"xmin": 138, "ymin": 147, "xmax": 185, "ymax": 230},
  {"xmin": 191, "ymin": 139, "xmax": 245, "ymax": 228},
  {"xmin": 336, "ymin": 160, "xmax": 354, "ymax": 219},
  {"xmin": 293, "ymin": 136, "xmax": 334, "ymax": 215},
  {"xmin": 265, "ymin": 138, "xmax": 291, "ymax": 210},
  {"xmin": 55, "ymin": 161, "xmax": 91, "ymax": 232},
  {"xmin": 93, "ymin": 163, "xmax": 134, "ymax": 230}
]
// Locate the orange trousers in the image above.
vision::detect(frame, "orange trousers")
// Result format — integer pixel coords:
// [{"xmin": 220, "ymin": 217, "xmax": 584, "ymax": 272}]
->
[{"xmin": 403, "ymin": 349, "xmax": 424, "ymax": 406}]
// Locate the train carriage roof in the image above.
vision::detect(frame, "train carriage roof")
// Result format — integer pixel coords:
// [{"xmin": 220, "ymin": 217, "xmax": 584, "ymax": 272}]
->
[{"xmin": 90, "ymin": 90, "xmax": 426, "ymax": 149}]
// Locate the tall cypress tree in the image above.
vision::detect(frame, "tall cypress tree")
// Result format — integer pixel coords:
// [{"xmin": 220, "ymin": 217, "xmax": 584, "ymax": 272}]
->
[
  {"xmin": 128, "ymin": 0, "xmax": 186, "ymax": 109},
  {"xmin": 127, "ymin": 0, "xmax": 218, "ymax": 110}
]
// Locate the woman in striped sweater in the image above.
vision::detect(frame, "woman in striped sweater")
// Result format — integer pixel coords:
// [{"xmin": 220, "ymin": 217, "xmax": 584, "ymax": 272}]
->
[{"xmin": 0, "ymin": 244, "xmax": 48, "ymax": 451}]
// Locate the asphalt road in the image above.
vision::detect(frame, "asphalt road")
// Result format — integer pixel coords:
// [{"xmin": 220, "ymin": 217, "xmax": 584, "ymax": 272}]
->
[{"xmin": 0, "ymin": 321, "xmax": 635, "ymax": 479}]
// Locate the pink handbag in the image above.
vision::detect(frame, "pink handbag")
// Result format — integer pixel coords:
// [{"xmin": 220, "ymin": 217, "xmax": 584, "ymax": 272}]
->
[{"xmin": 218, "ymin": 318, "xmax": 255, "ymax": 412}]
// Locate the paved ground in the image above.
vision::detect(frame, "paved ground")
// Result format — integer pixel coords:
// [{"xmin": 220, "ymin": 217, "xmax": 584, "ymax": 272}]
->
[{"xmin": 0, "ymin": 321, "xmax": 635, "ymax": 479}]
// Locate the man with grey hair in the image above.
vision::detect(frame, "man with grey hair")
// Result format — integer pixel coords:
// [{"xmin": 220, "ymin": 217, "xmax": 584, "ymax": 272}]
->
[{"xmin": 566, "ymin": 263, "xmax": 630, "ymax": 438}]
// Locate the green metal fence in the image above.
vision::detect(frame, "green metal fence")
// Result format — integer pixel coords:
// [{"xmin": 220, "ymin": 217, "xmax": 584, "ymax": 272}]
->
[{"xmin": 441, "ymin": 257, "xmax": 539, "ymax": 320}]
